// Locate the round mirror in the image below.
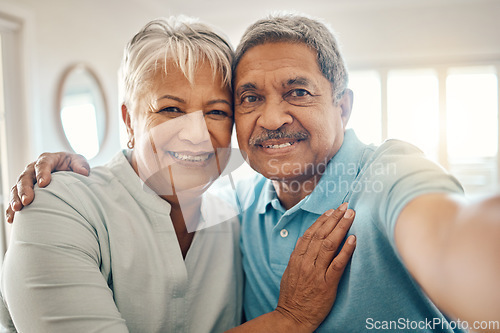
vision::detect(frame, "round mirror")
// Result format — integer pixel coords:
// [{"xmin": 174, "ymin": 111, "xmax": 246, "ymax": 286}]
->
[{"xmin": 57, "ymin": 64, "xmax": 107, "ymax": 160}]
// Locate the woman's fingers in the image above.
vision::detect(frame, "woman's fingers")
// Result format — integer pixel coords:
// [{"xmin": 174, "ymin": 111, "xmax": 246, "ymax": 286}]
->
[
  {"xmin": 327, "ymin": 234, "xmax": 356, "ymax": 281},
  {"xmin": 293, "ymin": 209, "xmax": 335, "ymax": 256},
  {"xmin": 276, "ymin": 203, "xmax": 356, "ymax": 329},
  {"xmin": 314, "ymin": 209, "xmax": 355, "ymax": 271},
  {"xmin": 294, "ymin": 203, "xmax": 348, "ymax": 257}
]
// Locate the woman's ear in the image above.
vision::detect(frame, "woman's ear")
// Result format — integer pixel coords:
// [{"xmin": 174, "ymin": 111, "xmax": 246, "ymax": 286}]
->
[{"xmin": 121, "ymin": 104, "xmax": 133, "ymax": 137}]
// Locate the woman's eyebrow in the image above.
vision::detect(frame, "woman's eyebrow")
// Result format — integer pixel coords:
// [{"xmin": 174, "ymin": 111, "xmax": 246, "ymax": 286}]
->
[
  {"xmin": 157, "ymin": 95, "xmax": 185, "ymax": 103},
  {"xmin": 207, "ymin": 99, "xmax": 231, "ymax": 106}
]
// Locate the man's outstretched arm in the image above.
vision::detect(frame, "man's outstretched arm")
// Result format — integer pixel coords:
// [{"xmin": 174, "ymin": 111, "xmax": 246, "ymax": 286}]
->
[{"xmin": 395, "ymin": 193, "xmax": 500, "ymax": 330}]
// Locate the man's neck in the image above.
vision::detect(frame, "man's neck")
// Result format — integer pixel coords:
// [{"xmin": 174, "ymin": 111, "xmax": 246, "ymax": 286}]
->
[{"xmin": 272, "ymin": 174, "xmax": 322, "ymax": 210}]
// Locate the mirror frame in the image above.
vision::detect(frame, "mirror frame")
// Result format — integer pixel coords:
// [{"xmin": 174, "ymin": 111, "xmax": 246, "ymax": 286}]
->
[{"xmin": 55, "ymin": 63, "xmax": 109, "ymax": 159}]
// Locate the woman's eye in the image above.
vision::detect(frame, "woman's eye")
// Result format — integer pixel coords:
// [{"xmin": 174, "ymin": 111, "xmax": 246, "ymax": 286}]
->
[
  {"xmin": 207, "ymin": 110, "xmax": 227, "ymax": 117},
  {"xmin": 159, "ymin": 107, "xmax": 182, "ymax": 113},
  {"xmin": 290, "ymin": 89, "xmax": 310, "ymax": 97}
]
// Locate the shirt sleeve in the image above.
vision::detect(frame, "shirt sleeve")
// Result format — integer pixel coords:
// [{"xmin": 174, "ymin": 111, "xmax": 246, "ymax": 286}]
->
[
  {"xmin": 354, "ymin": 140, "xmax": 464, "ymax": 247},
  {"xmin": 0, "ymin": 181, "xmax": 129, "ymax": 333}
]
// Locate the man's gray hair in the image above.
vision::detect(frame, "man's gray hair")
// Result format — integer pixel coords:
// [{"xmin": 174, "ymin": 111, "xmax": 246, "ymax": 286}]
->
[
  {"xmin": 234, "ymin": 13, "xmax": 348, "ymax": 102},
  {"xmin": 120, "ymin": 16, "xmax": 234, "ymax": 111}
]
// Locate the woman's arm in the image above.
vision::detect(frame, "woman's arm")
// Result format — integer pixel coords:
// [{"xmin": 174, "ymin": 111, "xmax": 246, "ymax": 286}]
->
[
  {"xmin": 2, "ymin": 183, "xmax": 128, "ymax": 332},
  {"xmin": 227, "ymin": 205, "xmax": 356, "ymax": 332}
]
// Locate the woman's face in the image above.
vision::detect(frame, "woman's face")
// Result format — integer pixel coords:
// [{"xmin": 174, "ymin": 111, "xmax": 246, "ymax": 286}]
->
[{"xmin": 125, "ymin": 60, "xmax": 233, "ymax": 196}]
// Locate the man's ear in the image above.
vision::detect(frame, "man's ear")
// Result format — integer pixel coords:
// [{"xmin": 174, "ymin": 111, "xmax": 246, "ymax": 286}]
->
[
  {"xmin": 339, "ymin": 89, "xmax": 353, "ymax": 130},
  {"xmin": 121, "ymin": 104, "xmax": 133, "ymax": 137}
]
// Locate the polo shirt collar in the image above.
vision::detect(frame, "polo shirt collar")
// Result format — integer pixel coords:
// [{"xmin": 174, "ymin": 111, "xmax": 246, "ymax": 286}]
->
[
  {"xmin": 301, "ymin": 129, "xmax": 368, "ymax": 214},
  {"xmin": 254, "ymin": 129, "xmax": 369, "ymax": 215},
  {"xmin": 255, "ymin": 178, "xmax": 279, "ymax": 214}
]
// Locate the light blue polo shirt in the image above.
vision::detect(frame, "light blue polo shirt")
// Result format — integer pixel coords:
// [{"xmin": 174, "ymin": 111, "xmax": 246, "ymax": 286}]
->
[{"xmin": 233, "ymin": 129, "xmax": 466, "ymax": 332}]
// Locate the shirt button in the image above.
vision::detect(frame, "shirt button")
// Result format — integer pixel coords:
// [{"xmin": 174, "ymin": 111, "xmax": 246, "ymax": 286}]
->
[{"xmin": 280, "ymin": 229, "xmax": 288, "ymax": 238}]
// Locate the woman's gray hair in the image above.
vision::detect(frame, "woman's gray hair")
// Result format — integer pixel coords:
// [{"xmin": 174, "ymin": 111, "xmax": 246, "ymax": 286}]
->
[
  {"xmin": 120, "ymin": 16, "xmax": 234, "ymax": 111},
  {"xmin": 234, "ymin": 13, "xmax": 348, "ymax": 103}
]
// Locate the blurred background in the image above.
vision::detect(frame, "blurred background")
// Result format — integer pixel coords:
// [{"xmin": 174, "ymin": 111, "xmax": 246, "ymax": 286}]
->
[{"xmin": 0, "ymin": 0, "xmax": 499, "ymax": 252}]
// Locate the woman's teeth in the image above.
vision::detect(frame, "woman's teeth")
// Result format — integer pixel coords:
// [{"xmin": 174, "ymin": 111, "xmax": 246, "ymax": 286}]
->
[
  {"xmin": 169, "ymin": 151, "xmax": 211, "ymax": 162},
  {"xmin": 265, "ymin": 142, "xmax": 293, "ymax": 149}
]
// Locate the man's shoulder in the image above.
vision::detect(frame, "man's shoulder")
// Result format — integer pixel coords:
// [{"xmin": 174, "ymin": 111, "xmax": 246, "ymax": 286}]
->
[
  {"xmin": 375, "ymin": 138, "xmax": 425, "ymax": 156},
  {"xmin": 205, "ymin": 172, "xmax": 267, "ymax": 215},
  {"xmin": 358, "ymin": 138, "xmax": 439, "ymax": 175}
]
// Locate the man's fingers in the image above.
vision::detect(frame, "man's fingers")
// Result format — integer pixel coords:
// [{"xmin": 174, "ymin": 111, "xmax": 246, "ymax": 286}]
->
[
  {"xmin": 15, "ymin": 163, "xmax": 37, "ymax": 207},
  {"xmin": 5, "ymin": 205, "xmax": 15, "ymax": 223},
  {"xmin": 68, "ymin": 154, "xmax": 90, "ymax": 176},
  {"xmin": 315, "ymin": 209, "xmax": 355, "ymax": 270},
  {"xmin": 9, "ymin": 185, "xmax": 23, "ymax": 212},
  {"xmin": 34, "ymin": 153, "xmax": 67, "ymax": 186},
  {"xmin": 327, "ymin": 235, "xmax": 356, "ymax": 281}
]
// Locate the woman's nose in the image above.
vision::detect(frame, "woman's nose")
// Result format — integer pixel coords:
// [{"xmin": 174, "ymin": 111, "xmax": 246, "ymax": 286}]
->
[{"xmin": 177, "ymin": 111, "xmax": 211, "ymax": 145}]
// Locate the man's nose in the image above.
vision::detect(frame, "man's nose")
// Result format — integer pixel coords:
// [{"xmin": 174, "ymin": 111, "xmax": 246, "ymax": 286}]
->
[
  {"xmin": 255, "ymin": 98, "xmax": 293, "ymax": 130},
  {"xmin": 177, "ymin": 111, "xmax": 211, "ymax": 145}
]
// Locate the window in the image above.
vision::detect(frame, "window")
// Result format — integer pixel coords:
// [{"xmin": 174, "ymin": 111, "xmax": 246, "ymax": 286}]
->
[
  {"xmin": 446, "ymin": 67, "xmax": 498, "ymax": 195},
  {"xmin": 387, "ymin": 70, "xmax": 440, "ymax": 161},
  {"xmin": 349, "ymin": 65, "xmax": 499, "ymax": 197},
  {"xmin": 348, "ymin": 71, "xmax": 382, "ymax": 145}
]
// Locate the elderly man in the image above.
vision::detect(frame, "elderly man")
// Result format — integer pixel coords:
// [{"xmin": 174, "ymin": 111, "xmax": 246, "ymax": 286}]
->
[{"xmin": 7, "ymin": 13, "xmax": 500, "ymax": 332}]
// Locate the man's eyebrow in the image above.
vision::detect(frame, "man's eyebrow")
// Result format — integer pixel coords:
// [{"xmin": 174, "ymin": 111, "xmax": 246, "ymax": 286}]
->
[
  {"xmin": 157, "ymin": 95, "xmax": 185, "ymax": 103},
  {"xmin": 206, "ymin": 99, "xmax": 231, "ymax": 106},
  {"xmin": 235, "ymin": 83, "xmax": 257, "ymax": 96},
  {"xmin": 284, "ymin": 77, "xmax": 315, "ymax": 88}
]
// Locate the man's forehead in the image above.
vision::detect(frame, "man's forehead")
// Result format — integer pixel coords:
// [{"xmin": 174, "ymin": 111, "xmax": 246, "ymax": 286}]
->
[
  {"xmin": 234, "ymin": 42, "xmax": 320, "ymax": 78},
  {"xmin": 235, "ymin": 76, "xmax": 318, "ymax": 95}
]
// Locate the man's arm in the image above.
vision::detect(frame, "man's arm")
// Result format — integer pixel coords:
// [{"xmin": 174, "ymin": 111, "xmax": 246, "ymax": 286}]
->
[
  {"xmin": 395, "ymin": 193, "xmax": 500, "ymax": 327},
  {"xmin": 6, "ymin": 152, "xmax": 89, "ymax": 222}
]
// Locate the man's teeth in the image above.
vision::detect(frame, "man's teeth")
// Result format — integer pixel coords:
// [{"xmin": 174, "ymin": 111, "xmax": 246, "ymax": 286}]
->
[
  {"xmin": 264, "ymin": 142, "xmax": 293, "ymax": 149},
  {"xmin": 169, "ymin": 151, "xmax": 211, "ymax": 162}
]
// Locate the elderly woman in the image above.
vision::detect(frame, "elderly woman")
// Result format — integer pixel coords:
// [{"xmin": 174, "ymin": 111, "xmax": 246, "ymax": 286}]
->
[{"xmin": 1, "ymin": 16, "xmax": 355, "ymax": 333}]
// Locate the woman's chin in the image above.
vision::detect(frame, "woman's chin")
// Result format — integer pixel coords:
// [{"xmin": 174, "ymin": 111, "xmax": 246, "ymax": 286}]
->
[{"xmin": 143, "ymin": 167, "xmax": 220, "ymax": 197}]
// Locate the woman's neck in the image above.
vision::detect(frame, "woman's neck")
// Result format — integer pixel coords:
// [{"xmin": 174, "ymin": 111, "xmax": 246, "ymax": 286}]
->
[{"xmin": 164, "ymin": 194, "xmax": 202, "ymax": 259}]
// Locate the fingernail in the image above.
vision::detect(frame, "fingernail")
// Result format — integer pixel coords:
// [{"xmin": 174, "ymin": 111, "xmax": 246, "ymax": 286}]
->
[
  {"xmin": 21, "ymin": 195, "xmax": 27, "ymax": 204},
  {"xmin": 339, "ymin": 202, "xmax": 348, "ymax": 211},
  {"xmin": 325, "ymin": 209, "xmax": 335, "ymax": 216},
  {"xmin": 348, "ymin": 235, "xmax": 356, "ymax": 245},
  {"xmin": 344, "ymin": 209, "xmax": 353, "ymax": 218},
  {"xmin": 38, "ymin": 178, "xmax": 45, "ymax": 185}
]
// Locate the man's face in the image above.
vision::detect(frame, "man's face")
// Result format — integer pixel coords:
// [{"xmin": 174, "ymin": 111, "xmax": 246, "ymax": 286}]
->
[{"xmin": 234, "ymin": 42, "xmax": 352, "ymax": 183}]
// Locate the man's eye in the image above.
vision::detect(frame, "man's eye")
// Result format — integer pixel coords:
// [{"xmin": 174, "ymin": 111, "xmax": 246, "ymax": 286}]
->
[
  {"xmin": 290, "ymin": 89, "xmax": 310, "ymax": 97},
  {"xmin": 242, "ymin": 95, "xmax": 258, "ymax": 103}
]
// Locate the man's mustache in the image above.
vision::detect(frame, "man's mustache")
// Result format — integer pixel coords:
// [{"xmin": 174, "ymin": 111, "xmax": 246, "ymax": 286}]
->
[{"xmin": 249, "ymin": 129, "xmax": 309, "ymax": 146}]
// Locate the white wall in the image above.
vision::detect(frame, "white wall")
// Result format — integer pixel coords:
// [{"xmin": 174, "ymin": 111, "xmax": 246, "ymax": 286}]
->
[{"xmin": 0, "ymin": 0, "xmax": 499, "ymax": 169}]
